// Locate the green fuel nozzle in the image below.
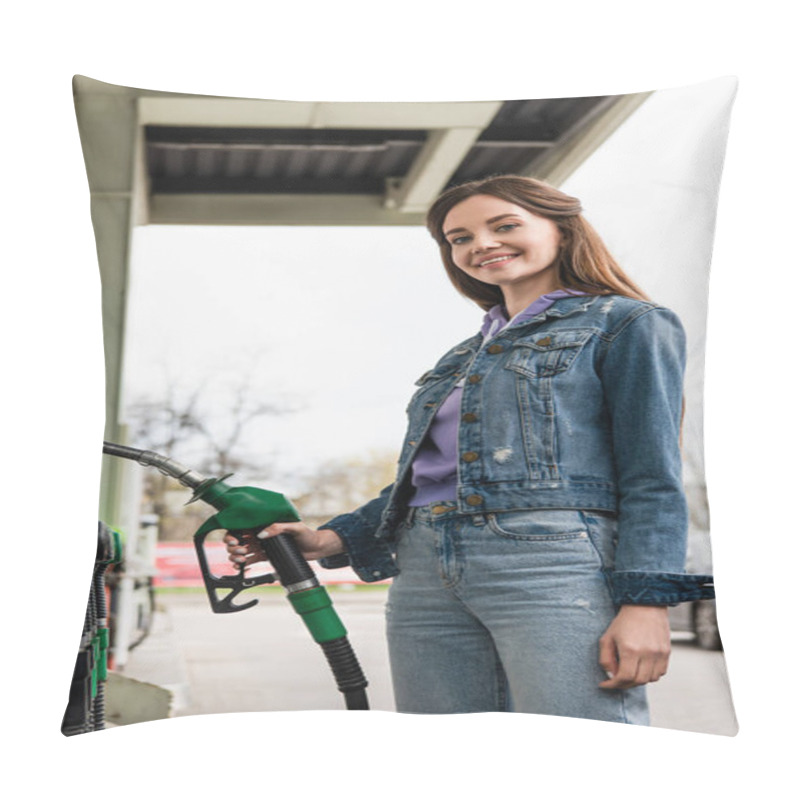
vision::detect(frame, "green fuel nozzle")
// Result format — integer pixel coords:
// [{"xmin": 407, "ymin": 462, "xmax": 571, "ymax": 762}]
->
[
  {"xmin": 101, "ymin": 441, "xmax": 369, "ymax": 709},
  {"xmin": 190, "ymin": 479, "xmax": 304, "ymax": 613}
]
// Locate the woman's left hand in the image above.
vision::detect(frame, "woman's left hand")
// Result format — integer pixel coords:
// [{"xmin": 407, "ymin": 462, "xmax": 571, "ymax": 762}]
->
[{"xmin": 598, "ymin": 605, "xmax": 671, "ymax": 690}]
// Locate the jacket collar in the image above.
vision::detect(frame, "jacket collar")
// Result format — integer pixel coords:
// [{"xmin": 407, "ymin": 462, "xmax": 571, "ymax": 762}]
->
[
  {"xmin": 505, "ymin": 294, "xmax": 599, "ymax": 329},
  {"xmin": 482, "ymin": 289, "xmax": 587, "ymax": 337},
  {"xmin": 457, "ymin": 295, "xmax": 601, "ymax": 356}
]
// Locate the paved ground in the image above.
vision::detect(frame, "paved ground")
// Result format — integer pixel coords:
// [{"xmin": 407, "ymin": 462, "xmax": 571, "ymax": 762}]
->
[{"xmin": 117, "ymin": 587, "xmax": 738, "ymax": 735}]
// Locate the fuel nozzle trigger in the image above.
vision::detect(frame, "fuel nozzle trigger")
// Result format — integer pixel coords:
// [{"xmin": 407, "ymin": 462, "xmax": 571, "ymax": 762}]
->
[
  {"xmin": 193, "ymin": 522, "xmax": 281, "ymax": 613},
  {"xmin": 191, "ymin": 481, "xmax": 302, "ymax": 614}
]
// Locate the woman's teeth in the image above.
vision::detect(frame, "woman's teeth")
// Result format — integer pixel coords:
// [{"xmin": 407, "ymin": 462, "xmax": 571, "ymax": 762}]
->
[{"xmin": 480, "ymin": 255, "xmax": 516, "ymax": 266}]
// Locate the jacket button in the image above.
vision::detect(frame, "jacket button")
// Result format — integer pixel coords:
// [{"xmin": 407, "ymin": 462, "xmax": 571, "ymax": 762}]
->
[
  {"xmin": 465, "ymin": 494, "xmax": 484, "ymax": 506},
  {"xmin": 487, "ymin": 344, "xmax": 503, "ymax": 354},
  {"xmin": 462, "ymin": 412, "xmax": 478, "ymax": 423},
  {"xmin": 462, "ymin": 451, "xmax": 479, "ymax": 462},
  {"xmin": 432, "ymin": 505, "xmax": 450, "ymax": 514},
  {"xmin": 536, "ymin": 336, "xmax": 552, "ymax": 346},
  {"xmin": 468, "ymin": 374, "xmax": 482, "ymax": 384}
]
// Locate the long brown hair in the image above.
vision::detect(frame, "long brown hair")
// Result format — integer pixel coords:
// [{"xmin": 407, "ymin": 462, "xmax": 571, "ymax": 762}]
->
[{"xmin": 426, "ymin": 175, "xmax": 650, "ymax": 311}]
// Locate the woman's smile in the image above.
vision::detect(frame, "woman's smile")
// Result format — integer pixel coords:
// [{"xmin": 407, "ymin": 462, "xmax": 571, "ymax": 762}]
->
[{"xmin": 474, "ymin": 252, "xmax": 519, "ymax": 268}]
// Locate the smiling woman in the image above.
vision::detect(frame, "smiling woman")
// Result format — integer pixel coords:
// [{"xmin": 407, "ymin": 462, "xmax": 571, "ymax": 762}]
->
[{"xmin": 230, "ymin": 174, "xmax": 716, "ymax": 725}]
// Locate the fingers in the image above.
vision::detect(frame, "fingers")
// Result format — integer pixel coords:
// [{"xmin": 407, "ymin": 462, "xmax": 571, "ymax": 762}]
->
[
  {"xmin": 598, "ymin": 639, "xmax": 670, "ymax": 690},
  {"xmin": 256, "ymin": 521, "xmax": 308, "ymax": 540},
  {"xmin": 223, "ymin": 523, "xmax": 308, "ymax": 568},
  {"xmin": 223, "ymin": 533, "xmax": 266, "ymax": 568},
  {"xmin": 226, "ymin": 522, "xmax": 325, "ymax": 562},
  {"xmin": 598, "ymin": 634, "xmax": 619, "ymax": 685},
  {"xmin": 598, "ymin": 605, "xmax": 671, "ymax": 690}
]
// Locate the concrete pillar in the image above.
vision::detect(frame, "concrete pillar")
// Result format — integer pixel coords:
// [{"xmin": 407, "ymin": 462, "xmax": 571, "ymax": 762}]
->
[{"xmin": 72, "ymin": 76, "xmax": 142, "ymax": 524}]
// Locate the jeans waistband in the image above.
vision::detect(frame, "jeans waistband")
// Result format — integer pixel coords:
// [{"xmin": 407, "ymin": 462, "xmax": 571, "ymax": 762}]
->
[{"xmin": 405, "ymin": 501, "xmax": 464, "ymax": 524}]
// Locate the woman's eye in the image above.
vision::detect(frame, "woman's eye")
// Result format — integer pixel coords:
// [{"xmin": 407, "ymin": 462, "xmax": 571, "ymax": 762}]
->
[
  {"xmin": 497, "ymin": 223, "xmax": 518, "ymax": 232},
  {"xmin": 450, "ymin": 236, "xmax": 470, "ymax": 245}
]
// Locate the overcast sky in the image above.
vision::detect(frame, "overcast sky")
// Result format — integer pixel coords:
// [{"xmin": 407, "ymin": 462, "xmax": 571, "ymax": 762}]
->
[{"xmin": 124, "ymin": 77, "xmax": 736, "ymax": 492}]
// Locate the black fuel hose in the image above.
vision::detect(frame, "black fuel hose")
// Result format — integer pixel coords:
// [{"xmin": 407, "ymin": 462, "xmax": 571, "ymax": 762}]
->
[{"xmin": 258, "ymin": 533, "xmax": 369, "ymax": 710}]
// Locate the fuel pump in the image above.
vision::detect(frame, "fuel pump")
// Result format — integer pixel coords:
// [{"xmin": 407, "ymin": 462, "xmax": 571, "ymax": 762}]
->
[{"xmin": 102, "ymin": 441, "xmax": 369, "ymax": 710}]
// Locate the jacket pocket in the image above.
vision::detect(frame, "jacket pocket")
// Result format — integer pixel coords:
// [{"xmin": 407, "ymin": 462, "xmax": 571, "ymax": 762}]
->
[
  {"xmin": 505, "ymin": 329, "xmax": 593, "ymax": 378},
  {"xmin": 405, "ymin": 367, "xmax": 458, "ymax": 413},
  {"xmin": 405, "ymin": 346, "xmax": 474, "ymax": 412},
  {"xmin": 413, "ymin": 367, "xmax": 457, "ymax": 387},
  {"xmin": 413, "ymin": 343, "xmax": 474, "ymax": 386}
]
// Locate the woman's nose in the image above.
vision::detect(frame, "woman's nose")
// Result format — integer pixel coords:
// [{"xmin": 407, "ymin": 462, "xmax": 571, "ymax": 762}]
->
[{"xmin": 472, "ymin": 233, "xmax": 499, "ymax": 252}]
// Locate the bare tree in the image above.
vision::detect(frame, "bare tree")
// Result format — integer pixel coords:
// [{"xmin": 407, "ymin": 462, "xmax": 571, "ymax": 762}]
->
[
  {"xmin": 188, "ymin": 376, "xmax": 293, "ymax": 478},
  {"xmin": 126, "ymin": 383, "xmax": 206, "ymax": 457},
  {"xmin": 125, "ymin": 373, "xmax": 299, "ymax": 540}
]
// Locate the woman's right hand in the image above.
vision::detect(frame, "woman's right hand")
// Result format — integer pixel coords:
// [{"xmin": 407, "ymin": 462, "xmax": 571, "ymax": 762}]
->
[{"xmin": 224, "ymin": 523, "xmax": 345, "ymax": 568}]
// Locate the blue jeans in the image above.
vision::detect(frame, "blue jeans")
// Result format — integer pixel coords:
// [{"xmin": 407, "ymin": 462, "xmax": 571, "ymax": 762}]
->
[{"xmin": 385, "ymin": 503, "xmax": 649, "ymax": 724}]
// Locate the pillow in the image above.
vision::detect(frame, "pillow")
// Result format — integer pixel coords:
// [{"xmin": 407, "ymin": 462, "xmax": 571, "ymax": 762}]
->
[{"xmin": 63, "ymin": 75, "xmax": 737, "ymax": 736}]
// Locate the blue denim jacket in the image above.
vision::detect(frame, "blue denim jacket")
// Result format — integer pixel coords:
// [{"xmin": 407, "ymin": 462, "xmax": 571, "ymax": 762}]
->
[{"xmin": 320, "ymin": 294, "xmax": 714, "ymax": 607}]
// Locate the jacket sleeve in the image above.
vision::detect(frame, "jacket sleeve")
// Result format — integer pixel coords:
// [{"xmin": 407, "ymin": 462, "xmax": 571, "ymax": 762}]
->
[
  {"xmin": 316, "ymin": 484, "xmax": 400, "ymax": 582},
  {"xmin": 600, "ymin": 306, "xmax": 714, "ymax": 606}
]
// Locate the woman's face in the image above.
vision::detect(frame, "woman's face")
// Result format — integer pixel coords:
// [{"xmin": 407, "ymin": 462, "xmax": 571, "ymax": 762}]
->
[{"xmin": 442, "ymin": 194, "xmax": 562, "ymax": 306}]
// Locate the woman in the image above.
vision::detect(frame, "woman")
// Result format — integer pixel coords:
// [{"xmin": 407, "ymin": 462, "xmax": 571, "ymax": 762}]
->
[{"xmin": 227, "ymin": 175, "xmax": 713, "ymax": 724}]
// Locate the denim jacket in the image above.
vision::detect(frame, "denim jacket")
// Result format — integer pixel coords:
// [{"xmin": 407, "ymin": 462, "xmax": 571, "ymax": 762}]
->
[{"xmin": 320, "ymin": 294, "xmax": 714, "ymax": 607}]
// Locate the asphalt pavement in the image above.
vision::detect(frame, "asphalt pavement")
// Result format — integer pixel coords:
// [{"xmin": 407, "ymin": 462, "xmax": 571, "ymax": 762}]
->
[{"xmin": 114, "ymin": 587, "xmax": 738, "ymax": 735}]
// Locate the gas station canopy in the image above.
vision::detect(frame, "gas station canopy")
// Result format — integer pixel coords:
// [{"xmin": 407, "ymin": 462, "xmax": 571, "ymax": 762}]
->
[{"xmin": 74, "ymin": 76, "xmax": 651, "ymax": 228}]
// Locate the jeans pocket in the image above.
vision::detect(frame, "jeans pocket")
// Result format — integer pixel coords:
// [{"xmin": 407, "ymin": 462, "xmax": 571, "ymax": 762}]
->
[
  {"xmin": 579, "ymin": 511, "xmax": 618, "ymax": 570},
  {"xmin": 392, "ymin": 517, "xmax": 411, "ymax": 561},
  {"xmin": 486, "ymin": 509, "xmax": 588, "ymax": 541}
]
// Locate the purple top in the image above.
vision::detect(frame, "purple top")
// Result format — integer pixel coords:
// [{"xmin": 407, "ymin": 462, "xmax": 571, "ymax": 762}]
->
[{"xmin": 408, "ymin": 290, "xmax": 585, "ymax": 506}]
